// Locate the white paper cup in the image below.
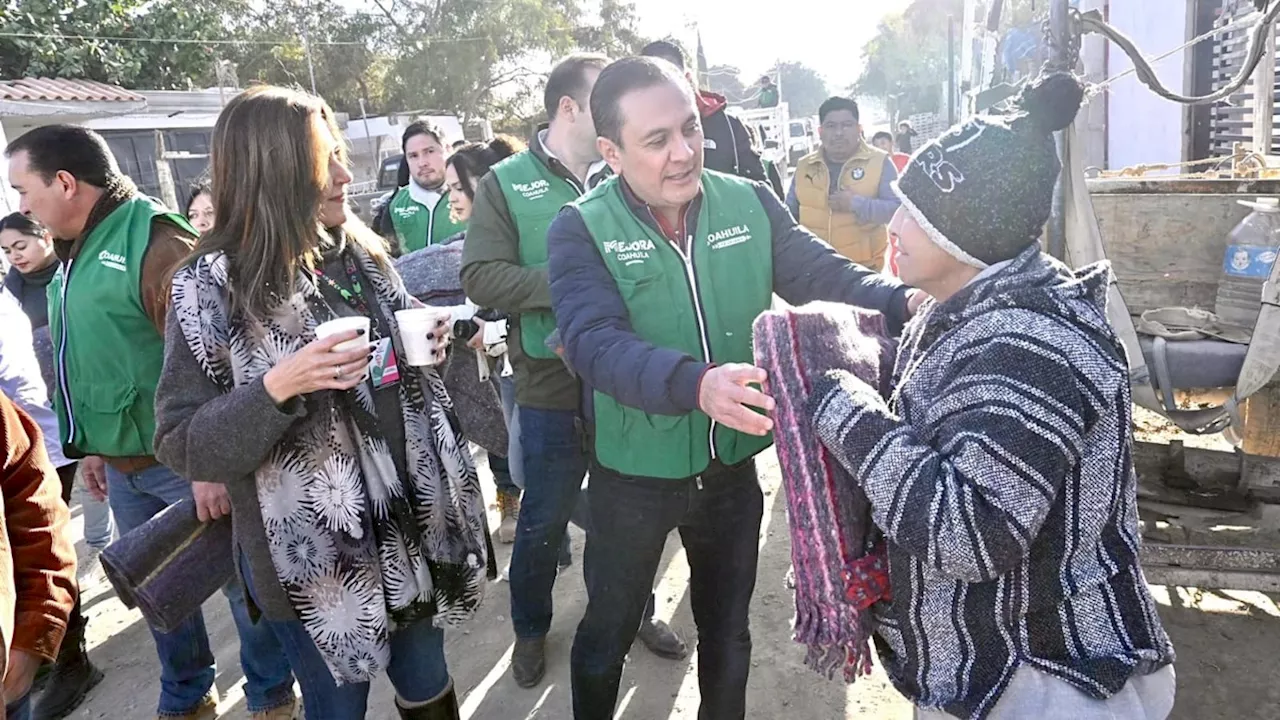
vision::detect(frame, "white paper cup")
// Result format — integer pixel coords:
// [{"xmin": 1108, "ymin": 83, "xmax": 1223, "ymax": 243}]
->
[
  {"xmin": 315, "ymin": 317, "xmax": 371, "ymax": 380},
  {"xmin": 315, "ymin": 317, "xmax": 370, "ymax": 352},
  {"xmin": 396, "ymin": 307, "xmax": 451, "ymax": 366}
]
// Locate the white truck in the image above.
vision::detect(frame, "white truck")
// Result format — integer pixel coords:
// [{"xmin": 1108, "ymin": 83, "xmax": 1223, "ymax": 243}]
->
[{"xmin": 729, "ymin": 102, "xmax": 794, "ymax": 172}]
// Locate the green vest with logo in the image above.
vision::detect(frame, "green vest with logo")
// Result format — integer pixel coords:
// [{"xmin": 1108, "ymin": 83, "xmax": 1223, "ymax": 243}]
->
[
  {"xmin": 493, "ymin": 151, "xmax": 584, "ymax": 360},
  {"xmin": 389, "ymin": 185, "xmax": 465, "ymax": 253},
  {"xmin": 575, "ymin": 170, "xmax": 774, "ymax": 479},
  {"xmin": 46, "ymin": 196, "xmax": 196, "ymax": 457}
]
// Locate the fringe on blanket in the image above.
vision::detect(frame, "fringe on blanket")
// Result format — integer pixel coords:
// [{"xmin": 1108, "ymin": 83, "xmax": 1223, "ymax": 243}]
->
[{"xmin": 754, "ymin": 302, "xmax": 895, "ymax": 684}]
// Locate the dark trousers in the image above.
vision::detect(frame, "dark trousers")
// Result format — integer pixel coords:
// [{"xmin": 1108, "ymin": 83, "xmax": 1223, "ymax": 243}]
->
[
  {"xmin": 571, "ymin": 459, "xmax": 763, "ymax": 720},
  {"xmin": 55, "ymin": 464, "xmax": 86, "ymax": 645}
]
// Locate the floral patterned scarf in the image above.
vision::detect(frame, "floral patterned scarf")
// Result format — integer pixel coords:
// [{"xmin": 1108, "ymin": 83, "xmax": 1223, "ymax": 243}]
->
[{"xmin": 170, "ymin": 242, "xmax": 486, "ymax": 684}]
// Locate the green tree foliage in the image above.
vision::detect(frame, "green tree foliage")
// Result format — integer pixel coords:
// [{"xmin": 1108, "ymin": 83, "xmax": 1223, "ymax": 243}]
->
[
  {"xmin": 854, "ymin": 1, "xmax": 959, "ymax": 117},
  {"xmin": 0, "ymin": 0, "xmax": 241, "ymax": 88},
  {"xmin": 221, "ymin": 5, "xmax": 391, "ymax": 116},
  {"xmin": 705, "ymin": 64, "xmax": 747, "ymax": 104},
  {"xmin": 854, "ymin": 0, "xmax": 1041, "ymax": 117},
  {"xmin": 777, "ymin": 61, "xmax": 828, "ymax": 118},
  {"xmin": 574, "ymin": 0, "xmax": 648, "ymax": 58},
  {"xmin": 0, "ymin": 0, "xmax": 647, "ymax": 121}
]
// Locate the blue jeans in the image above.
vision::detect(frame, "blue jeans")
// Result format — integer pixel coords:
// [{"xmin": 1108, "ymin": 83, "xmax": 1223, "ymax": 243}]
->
[
  {"xmin": 498, "ymin": 375, "xmax": 525, "ymax": 490},
  {"xmin": 6, "ymin": 692, "xmax": 30, "ymax": 720},
  {"xmin": 239, "ymin": 554, "xmax": 451, "ymax": 718},
  {"xmin": 509, "ymin": 407, "xmax": 589, "ymax": 638},
  {"xmin": 72, "ymin": 465, "xmax": 115, "ymax": 549},
  {"xmin": 105, "ymin": 463, "xmax": 295, "ymax": 716}
]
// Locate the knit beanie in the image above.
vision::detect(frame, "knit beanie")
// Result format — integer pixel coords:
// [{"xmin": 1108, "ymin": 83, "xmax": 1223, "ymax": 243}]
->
[{"xmin": 891, "ymin": 73, "xmax": 1085, "ymax": 268}]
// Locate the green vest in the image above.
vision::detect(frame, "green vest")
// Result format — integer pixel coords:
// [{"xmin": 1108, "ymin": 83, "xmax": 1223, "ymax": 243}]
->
[
  {"xmin": 493, "ymin": 151, "xmax": 585, "ymax": 360},
  {"xmin": 575, "ymin": 170, "xmax": 774, "ymax": 479},
  {"xmin": 389, "ymin": 185, "xmax": 465, "ymax": 253},
  {"xmin": 46, "ymin": 196, "xmax": 196, "ymax": 457}
]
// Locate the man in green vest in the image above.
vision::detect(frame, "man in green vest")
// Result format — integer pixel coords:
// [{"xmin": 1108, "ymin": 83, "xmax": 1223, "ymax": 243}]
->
[
  {"xmin": 384, "ymin": 120, "xmax": 465, "ymax": 254},
  {"xmin": 462, "ymin": 53, "xmax": 686, "ymax": 689},
  {"xmin": 546, "ymin": 57, "xmax": 925, "ymax": 720},
  {"xmin": 5, "ymin": 125, "xmax": 297, "ymax": 720}
]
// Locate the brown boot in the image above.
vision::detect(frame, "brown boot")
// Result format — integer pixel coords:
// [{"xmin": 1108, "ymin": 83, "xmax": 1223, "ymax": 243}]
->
[
  {"xmin": 250, "ymin": 695, "xmax": 299, "ymax": 720},
  {"xmin": 157, "ymin": 691, "xmax": 217, "ymax": 720},
  {"xmin": 497, "ymin": 489, "xmax": 520, "ymax": 544}
]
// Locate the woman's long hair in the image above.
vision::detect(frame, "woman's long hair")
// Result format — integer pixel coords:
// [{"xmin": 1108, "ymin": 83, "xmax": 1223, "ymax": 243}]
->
[
  {"xmin": 187, "ymin": 85, "xmax": 387, "ymax": 317},
  {"xmin": 446, "ymin": 135, "xmax": 525, "ymax": 201}
]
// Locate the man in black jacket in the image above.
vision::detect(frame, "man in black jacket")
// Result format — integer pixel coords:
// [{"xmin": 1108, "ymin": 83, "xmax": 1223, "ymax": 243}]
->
[{"xmin": 640, "ymin": 41, "xmax": 769, "ymax": 189}]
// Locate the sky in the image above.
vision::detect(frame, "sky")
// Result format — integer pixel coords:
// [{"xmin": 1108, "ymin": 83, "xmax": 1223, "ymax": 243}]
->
[{"xmin": 632, "ymin": 0, "xmax": 916, "ymax": 91}]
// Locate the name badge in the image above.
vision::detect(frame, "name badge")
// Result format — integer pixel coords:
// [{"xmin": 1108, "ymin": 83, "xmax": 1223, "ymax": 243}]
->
[{"xmin": 370, "ymin": 336, "xmax": 401, "ymax": 389}]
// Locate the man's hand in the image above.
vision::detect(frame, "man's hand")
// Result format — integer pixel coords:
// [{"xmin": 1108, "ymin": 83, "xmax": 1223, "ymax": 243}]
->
[
  {"xmin": 829, "ymin": 190, "xmax": 860, "ymax": 215},
  {"xmin": 906, "ymin": 288, "xmax": 930, "ymax": 317},
  {"xmin": 697, "ymin": 364, "xmax": 776, "ymax": 436},
  {"xmin": 80, "ymin": 456, "xmax": 108, "ymax": 502},
  {"xmin": 2, "ymin": 649, "xmax": 40, "ymax": 707},
  {"xmin": 467, "ymin": 318, "xmax": 487, "ymax": 351},
  {"xmin": 192, "ymin": 481, "xmax": 232, "ymax": 522}
]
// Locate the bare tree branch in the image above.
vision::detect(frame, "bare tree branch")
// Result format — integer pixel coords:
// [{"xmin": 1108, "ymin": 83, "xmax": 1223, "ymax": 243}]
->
[{"xmin": 370, "ymin": 0, "xmax": 408, "ymax": 35}]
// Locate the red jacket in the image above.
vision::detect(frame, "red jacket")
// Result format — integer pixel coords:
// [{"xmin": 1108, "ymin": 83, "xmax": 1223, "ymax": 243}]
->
[{"xmin": 0, "ymin": 393, "xmax": 75, "ymax": 670}]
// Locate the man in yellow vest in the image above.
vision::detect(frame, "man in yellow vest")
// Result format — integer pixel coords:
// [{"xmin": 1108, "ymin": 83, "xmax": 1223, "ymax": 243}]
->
[{"xmin": 787, "ymin": 97, "xmax": 901, "ymax": 269}]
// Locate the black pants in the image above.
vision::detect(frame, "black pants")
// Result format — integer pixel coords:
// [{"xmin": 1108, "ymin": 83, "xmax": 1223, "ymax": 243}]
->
[
  {"xmin": 55, "ymin": 463, "xmax": 86, "ymax": 648},
  {"xmin": 571, "ymin": 459, "xmax": 763, "ymax": 720}
]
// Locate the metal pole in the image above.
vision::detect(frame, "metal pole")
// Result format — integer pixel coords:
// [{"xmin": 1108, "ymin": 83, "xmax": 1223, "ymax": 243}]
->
[
  {"xmin": 303, "ymin": 29, "xmax": 318, "ymax": 96},
  {"xmin": 1046, "ymin": 0, "xmax": 1070, "ymax": 261},
  {"xmin": 154, "ymin": 130, "xmax": 179, "ymax": 211},
  {"xmin": 948, "ymin": 16, "xmax": 958, "ymax": 126},
  {"xmin": 300, "ymin": 1, "xmax": 318, "ymax": 96},
  {"xmin": 359, "ymin": 96, "xmax": 375, "ymax": 177}
]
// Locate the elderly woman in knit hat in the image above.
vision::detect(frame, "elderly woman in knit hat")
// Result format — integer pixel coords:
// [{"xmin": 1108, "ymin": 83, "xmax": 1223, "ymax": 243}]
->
[{"xmin": 807, "ymin": 73, "xmax": 1176, "ymax": 720}]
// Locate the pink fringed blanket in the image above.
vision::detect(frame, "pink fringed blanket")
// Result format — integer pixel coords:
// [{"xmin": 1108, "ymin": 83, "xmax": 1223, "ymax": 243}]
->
[{"xmin": 753, "ymin": 301, "xmax": 895, "ymax": 682}]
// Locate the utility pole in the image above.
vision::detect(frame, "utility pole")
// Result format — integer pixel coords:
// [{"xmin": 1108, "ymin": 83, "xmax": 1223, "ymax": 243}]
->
[
  {"xmin": 359, "ymin": 96, "xmax": 375, "ymax": 178},
  {"xmin": 1046, "ymin": 0, "xmax": 1071, "ymax": 261},
  {"xmin": 300, "ymin": 0, "xmax": 318, "ymax": 96},
  {"xmin": 947, "ymin": 15, "xmax": 958, "ymax": 126}
]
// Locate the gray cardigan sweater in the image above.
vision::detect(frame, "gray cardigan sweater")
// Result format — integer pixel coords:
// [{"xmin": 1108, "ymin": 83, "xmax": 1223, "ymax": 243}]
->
[{"xmin": 153, "ymin": 313, "xmax": 305, "ymax": 620}]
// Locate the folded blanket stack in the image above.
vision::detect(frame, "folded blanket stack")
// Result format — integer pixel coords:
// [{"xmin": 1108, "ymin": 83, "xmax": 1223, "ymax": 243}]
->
[{"xmin": 753, "ymin": 301, "xmax": 896, "ymax": 682}]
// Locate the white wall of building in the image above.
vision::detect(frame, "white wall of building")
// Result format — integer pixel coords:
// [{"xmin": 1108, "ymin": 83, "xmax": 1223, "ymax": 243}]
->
[{"xmin": 1105, "ymin": 0, "xmax": 1193, "ymax": 169}]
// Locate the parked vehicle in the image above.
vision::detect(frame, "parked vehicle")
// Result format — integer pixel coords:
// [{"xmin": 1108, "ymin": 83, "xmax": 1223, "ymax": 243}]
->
[
  {"xmin": 350, "ymin": 153, "xmax": 406, "ymax": 221},
  {"xmin": 786, "ymin": 117, "xmax": 817, "ymax": 166},
  {"xmin": 731, "ymin": 102, "xmax": 791, "ymax": 173}
]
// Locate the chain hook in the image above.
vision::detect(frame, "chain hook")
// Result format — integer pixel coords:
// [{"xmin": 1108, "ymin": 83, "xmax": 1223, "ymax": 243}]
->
[{"xmin": 1041, "ymin": 7, "xmax": 1084, "ymax": 72}]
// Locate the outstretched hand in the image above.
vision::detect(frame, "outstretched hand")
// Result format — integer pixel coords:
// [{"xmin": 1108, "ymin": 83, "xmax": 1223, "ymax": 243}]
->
[{"xmin": 698, "ymin": 363, "xmax": 775, "ymax": 436}]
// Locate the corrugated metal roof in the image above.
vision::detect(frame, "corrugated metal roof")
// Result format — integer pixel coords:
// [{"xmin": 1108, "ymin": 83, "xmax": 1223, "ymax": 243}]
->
[{"xmin": 0, "ymin": 78, "xmax": 144, "ymax": 103}]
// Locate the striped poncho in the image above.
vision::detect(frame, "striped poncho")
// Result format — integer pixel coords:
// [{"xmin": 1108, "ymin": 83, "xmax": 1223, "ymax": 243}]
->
[
  {"xmin": 753, "ymin": 301, "xmax": 896, "ymax": 682},
  {"xmin": 806, "ymin": 248, "xmax": 1175, "ymax": 719}
]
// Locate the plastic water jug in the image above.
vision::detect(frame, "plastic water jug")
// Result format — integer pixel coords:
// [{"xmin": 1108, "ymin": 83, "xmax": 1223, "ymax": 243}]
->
[{"xmin": 1215, "ymin": 197, "xmax": 1280, "ymax": 329}]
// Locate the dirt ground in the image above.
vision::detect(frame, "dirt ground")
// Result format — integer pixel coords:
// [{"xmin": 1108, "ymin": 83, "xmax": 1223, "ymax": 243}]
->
[{"xmin": 61, "ymin": 447, "xmax": 1280, "ymax": 719}]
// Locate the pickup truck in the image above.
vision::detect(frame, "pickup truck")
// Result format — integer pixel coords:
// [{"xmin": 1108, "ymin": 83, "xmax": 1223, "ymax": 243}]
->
[{"xmin": 350, "ymin": 154, "xmax": 406, "ymax": 223}]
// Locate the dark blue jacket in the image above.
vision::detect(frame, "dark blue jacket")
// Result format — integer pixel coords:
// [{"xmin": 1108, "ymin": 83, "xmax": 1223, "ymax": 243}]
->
[{"xmin": 547, "ymin": 176, "xmax": 909, "ymax": 418}]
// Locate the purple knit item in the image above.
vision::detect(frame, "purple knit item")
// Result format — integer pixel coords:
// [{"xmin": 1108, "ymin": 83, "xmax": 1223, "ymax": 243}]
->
[{"xmin": 754, "ymin": 301, "xmax": 896, "ymax": 683}]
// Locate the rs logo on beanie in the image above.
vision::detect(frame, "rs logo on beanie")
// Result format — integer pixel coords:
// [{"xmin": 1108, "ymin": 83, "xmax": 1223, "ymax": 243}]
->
[{"xmin": 892, "ymin": 72, "xmax": 1085, "ymax": 267}]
